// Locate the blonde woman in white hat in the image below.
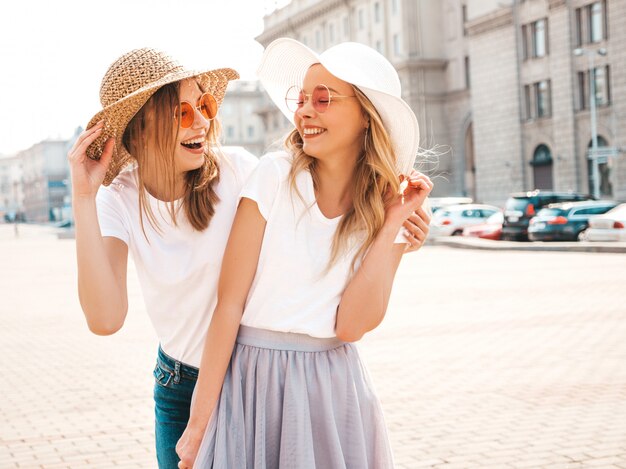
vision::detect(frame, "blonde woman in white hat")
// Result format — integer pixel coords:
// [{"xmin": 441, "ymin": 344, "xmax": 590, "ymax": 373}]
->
[
  {"xmin": 67, "ymin": 48, "xmax": 260, "ymax": 468},
  {"xmin": 176, "ymin": 38, "xmax": 432, "ymax": 468}
]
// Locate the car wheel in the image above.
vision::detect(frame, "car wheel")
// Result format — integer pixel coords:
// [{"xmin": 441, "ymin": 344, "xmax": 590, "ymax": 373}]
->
[
  {"xmin": 578, "ymin": 230, "xmax": 588, "ymax": 242},
  {"xmin": 452, "ymin": 229, "xmax": 463, "ymax": 236}
]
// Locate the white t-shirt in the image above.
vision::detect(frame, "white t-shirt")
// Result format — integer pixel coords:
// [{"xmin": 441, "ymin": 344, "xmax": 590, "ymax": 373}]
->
[
  {"xmin": 96, "ymin": 146, "xmax": 258, "ymax": 367},
  {"xmin": 240, "ymin": 151, "xmax": 404, "ymax": 338}
]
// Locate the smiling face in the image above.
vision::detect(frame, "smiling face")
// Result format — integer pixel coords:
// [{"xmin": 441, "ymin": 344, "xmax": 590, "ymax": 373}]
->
[
  {"xmin": 173, "ymin": 78, "xmax": 212, "ymax": 174},
  {"xmin": 294, "ymin": 64, "xmax": 368, "ymax": 165}
]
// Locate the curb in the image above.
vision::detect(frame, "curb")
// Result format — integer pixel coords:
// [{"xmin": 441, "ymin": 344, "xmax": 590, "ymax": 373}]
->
[{"xmin": 428, "ymin": 237, "xmax": 626, "ymax": 253}]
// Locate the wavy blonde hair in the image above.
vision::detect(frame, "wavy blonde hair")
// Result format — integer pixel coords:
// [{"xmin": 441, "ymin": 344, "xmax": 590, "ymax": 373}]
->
[
  {"xmin": 285, "ymin": 86, "xmax": 401, "ymax": 270},
  {"xmin": 122, "ymin": 80, "xmax": 221, "ymax": 237}
]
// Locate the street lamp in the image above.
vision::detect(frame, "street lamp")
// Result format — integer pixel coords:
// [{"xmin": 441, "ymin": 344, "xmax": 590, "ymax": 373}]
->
[{"xmin": 574, "ymin": 47, "xmax": 607, "ymax": 199}]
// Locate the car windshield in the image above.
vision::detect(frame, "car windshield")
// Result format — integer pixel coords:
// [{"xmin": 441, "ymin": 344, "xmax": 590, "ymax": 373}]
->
[
  {"xmin": 505, "ymin": 198, "xmax": 529, "ymax": 211},
  {"xmin": 537, "ymin": 208, "xmax": 566, "ymax": 217}
]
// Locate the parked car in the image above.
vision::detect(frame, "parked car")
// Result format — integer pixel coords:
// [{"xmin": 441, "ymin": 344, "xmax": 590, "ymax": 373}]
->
[
  {"xmin": 528, "ymin": 200, "xmax": 618, "ymax": 241},
  {"xmin": 581, "ymin": 203, "xmax": 626, "ymax": 242},
  {"xmin": 431, "ymin": 204, "xmax": 501, "ymax": 237},
  {"xmin": 462, "ymin": 211, "xmax": 504, "ymax": 240},
  {"xmin": 502, "ymin": 190, "xmax": 593, "ymax": 241},
  {"xmin": 429, "ymin": 197, "xmax": 473, "ymax": 214}
]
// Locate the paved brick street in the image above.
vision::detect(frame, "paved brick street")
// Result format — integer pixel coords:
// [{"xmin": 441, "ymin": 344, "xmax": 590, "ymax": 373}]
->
[{"xmin": 1, "ymin": 224, "xmax": 625, "ymax": 468}]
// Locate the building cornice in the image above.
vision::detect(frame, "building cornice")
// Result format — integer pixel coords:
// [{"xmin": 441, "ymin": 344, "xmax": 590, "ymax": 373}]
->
[
  {"xmin": 466, "ymin": 7, "xmax": 513, "ymax": 37},
  {"xmin": 256, "ymin": 0, "xmax": 346, "ymax": 46},
  {"xmin": 548, "ymin": 0, "xmax": 567, "ymax": 10},
  {"xmin": 394, "ymin": 58, "xmax": 448, "ymax": 72}
]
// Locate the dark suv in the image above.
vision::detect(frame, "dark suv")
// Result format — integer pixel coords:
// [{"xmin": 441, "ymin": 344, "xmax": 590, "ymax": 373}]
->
[
  {"xmin": 502, "ymin": 190, "xmax": 593, "ymax": 241},
  {"xmin": 528, "ymin": 200, "xmax": 618, "ymax": 241}
]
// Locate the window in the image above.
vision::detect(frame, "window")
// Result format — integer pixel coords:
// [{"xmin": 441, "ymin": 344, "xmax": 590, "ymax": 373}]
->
[
  {"xmin": 523, "ymin": 19, "xmax": 548, "ymax": 59},
  {"xmin": 393, "ymin": 34, "xmax": 401, "ymax": 56},
  {"xmin": 227, "ymin": 126, "xmax": 235, "ymax": 139},
  {"xmin": 535, "ymin": 80, "xmax": 551, "ymax": 117},
  {"xmin": 532, "ymin": 19, "xmax": 547, "ymax": 57},
  {"xmin": 575, "ymin": 8, "xmax": 583, "ymax": 46},
  {"xmin": 247, "ymin": 126, "xmax": 254, "ymax": 139},
  {"xmin": 358, "ymin": 9, "xmax": 364, "ymax": 30},
  {"xmin": 329, "ymin": 23, "xmax": 335, "ymax": 43},
  {"xmin": 525, "ymin": 81, "xmax": 552, "ymax": 119},
  {"xmin": 464, "ymin": 56, "xmax": 470, "ymax": 89},
  {"xmin": 578, "ymin": 66, "xmax": 611, "ymax": 109},
  {"xmin": 576, "ymin": 2, "xmax": 608, "ymax": 45},
  {"xmin": 392, "ymin": 0, "xmax": 398, "ymax": 15},
  {"xmin": 376, "ymin": 40, "xmax": 383, "ymax": 53},
  {"xmin": 594, "ymin": 66, "xmax": 610, "ymax": 106},
  {"xmin": 315, "ymin": 29, "xmax": 321, "ymax": 49},
  {"xmin": 462, "ymin": 5, "xmax": 468, "ymax": 36},
  {"xmin": 521, "ymin": 25, "xmax": 529, "ymax": 59},
  {"xmin": 578, "ymin": 71, "xmax": 587, "ymax": 110},
  {"xmin": 374, "ymin": 2, "xmax": 380, "ymax": 23},
  {"xmin": 462, "ymin": 209, "xmax": 482, "ymax": 218},
  {"xmin": 343, "ymin": 16, "xmax": 349, "ymax": 37},
  {"xmin": 588, "ymin": 2, "xmax": 604, "ymax": 42}
]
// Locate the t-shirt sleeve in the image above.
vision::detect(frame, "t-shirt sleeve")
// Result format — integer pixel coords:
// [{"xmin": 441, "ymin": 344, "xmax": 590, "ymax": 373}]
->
[
  {"xmin": 239, "ymin": 153, "xmax": 283, "ymax": 220},
  {"xmin": 95, "ymin": 186, "xmax": 130, "ymax": 245}
]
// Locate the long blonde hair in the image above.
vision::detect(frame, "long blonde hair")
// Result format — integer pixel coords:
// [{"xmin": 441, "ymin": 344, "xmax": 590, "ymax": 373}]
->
[
  {"xmin": 285, "ymin": 86, "xmax": 401, "ymax": 270},
  {"xmin": 122, "ymin": 80, "xmax": 221, "ymax": 236}
]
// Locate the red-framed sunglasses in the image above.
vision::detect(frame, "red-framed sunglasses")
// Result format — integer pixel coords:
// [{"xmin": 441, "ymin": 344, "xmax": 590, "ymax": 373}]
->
[
  {"xmin": 284, "ymin": 84, "xmax": 356, "ymax": 113},
  {"xmin": 175, "ymin": 92, "xmax": 218, "ymax": 128}
]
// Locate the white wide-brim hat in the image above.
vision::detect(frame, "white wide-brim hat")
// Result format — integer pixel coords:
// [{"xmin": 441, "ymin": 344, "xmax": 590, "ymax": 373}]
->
[{"xmin": 257, "ymin": 38, "xmax": 419, "ymax": 175}]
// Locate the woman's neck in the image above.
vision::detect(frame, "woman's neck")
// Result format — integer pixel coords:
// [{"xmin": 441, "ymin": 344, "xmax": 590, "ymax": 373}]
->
[
  {"xmin": 313, "ymin": 155, "xmax": 357, "ymax": 218},
  {"xmin": 142, "ymin": 170, "xmax": 186, "ymax": 202}
]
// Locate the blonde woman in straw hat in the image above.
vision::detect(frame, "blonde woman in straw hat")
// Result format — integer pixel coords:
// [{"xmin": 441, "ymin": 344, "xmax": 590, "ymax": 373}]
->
[
  {"xmin": 67, "ymin": 48, "xmax": 259, "ymax": 468},
  {"xmin": 176, "ymin": 38, "xmax": 432, "ymax": 468}
]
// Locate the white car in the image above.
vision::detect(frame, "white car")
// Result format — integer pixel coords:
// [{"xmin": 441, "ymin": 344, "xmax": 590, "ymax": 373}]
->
[
  {"xmin": 430, "ymin": 197, "xmax": 473, "ymax": 214},
  {"xmin": 582, "ymin": 203, "xmax": 626, "ymax": 242},
  {"xmin": 431, "ymin": 204, "xmax": 502, "ymax": 237}
]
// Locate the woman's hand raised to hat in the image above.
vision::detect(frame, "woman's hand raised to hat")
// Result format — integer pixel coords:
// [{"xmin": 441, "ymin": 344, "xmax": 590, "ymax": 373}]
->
[
  {"xmin": 383, "ymin": 170, "xmax": 433, "ymax": 248},
  {"xmin": 67, "ymin": 121, "xmax": 115, "ymax": 199}
]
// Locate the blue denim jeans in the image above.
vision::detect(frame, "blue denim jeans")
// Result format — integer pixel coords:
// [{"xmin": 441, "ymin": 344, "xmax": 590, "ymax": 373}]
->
[{"xmin": 153, "ymin": 346, "xmax": 198, "ymax": 469}]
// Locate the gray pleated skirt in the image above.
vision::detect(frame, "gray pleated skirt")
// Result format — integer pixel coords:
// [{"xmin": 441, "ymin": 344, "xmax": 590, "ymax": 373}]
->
[{"xmin": 193, "ymin": 326, "xmax": 394, "ymax": 469}]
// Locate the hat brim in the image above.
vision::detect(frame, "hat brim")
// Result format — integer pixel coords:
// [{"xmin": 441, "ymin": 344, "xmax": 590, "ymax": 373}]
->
[
  {"xmin": 257, "ymin": 38, "xmax": 419, "ymax": 175},
  {"xmin": 86, "ymin": 67, "xmax": 239, "ymax": 186}
]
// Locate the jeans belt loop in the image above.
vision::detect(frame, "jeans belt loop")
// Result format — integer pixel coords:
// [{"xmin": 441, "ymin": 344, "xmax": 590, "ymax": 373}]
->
[{"xmin": 174, "ymin": 360, "xmax": 181, "ymax": 384}]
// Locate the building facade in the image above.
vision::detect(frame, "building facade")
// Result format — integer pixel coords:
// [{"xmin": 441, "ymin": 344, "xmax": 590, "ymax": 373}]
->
[
  {"xmin": 0, "ymin": 155, "xmax": 24, "ymax": 221},
  {"xmin": 20, "ymin": 140, "xmax": 72, "ymax": 223},
  {"xmin": 256, "ymin": 0, "xmax": 624, "ymax": 205},
  {"xmin": 220, "ymin": 80, "xmax": 286, "ymax": 157},
  {"xmin": 257, "ymin": 0, "xmax": 473, "ymax": 197},
  {"xmin": 467, "ymin": 0, "xmax": 624, "ymax": 205}
]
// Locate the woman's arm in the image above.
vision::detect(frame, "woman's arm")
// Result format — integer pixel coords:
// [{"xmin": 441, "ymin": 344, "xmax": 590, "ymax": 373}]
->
[
  {"xmin": 68, "ymin": 124, "xmax": 129, "ymax": 335},
  {"xmin": 176, "ymin": 197, "xmax": 267, "ymax": 467},
  {"xmin": 335, "ymin": 173, "xmax": 433, "ymax": 342}
]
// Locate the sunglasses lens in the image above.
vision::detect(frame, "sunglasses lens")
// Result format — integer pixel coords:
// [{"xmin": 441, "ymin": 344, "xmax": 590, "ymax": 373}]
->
[
  {"xmin": 199, "ymin": 93, "xmax": 217, "ymax": 120},
  {"xmin": 179, "ymin": 102, "xmax": 194, "ymax": 128},
  {"xmin": 312, "ymin": 85, "xmax": 330, "ymax": 113},
  {"xmin": 285, "ymin": 86, "xmax": 302, "ymax": 112}
]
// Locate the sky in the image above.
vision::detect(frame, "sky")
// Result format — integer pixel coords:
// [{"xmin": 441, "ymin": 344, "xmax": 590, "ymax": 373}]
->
[{"xmin": 0, "ymin": 0, "xmax": 280, "ymax": 156}]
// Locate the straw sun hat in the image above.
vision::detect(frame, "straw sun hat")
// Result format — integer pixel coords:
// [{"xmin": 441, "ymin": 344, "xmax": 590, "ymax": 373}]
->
[
  {"xmin": 257, "ymin": 38, "xmax": 420, "ymax": 175},
  {"xmin": 86, "ymin": 48, "xmax": 239, "ymax": 186}
]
